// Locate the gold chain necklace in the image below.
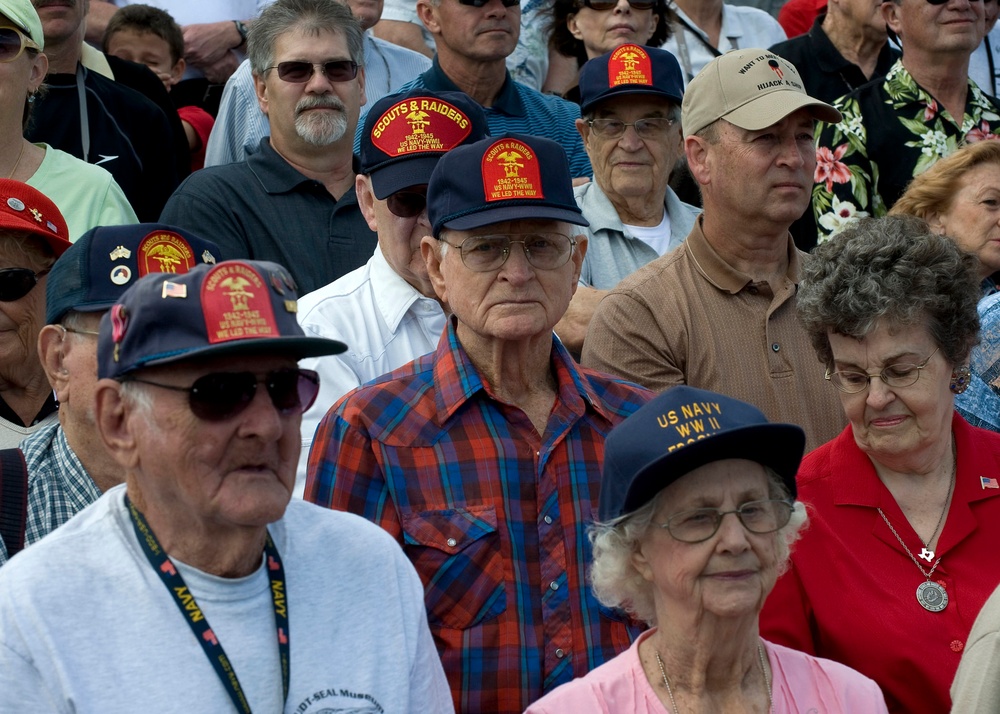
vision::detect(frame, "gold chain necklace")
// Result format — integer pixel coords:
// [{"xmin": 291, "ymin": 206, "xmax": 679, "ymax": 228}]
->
[
  {"xmin": 7, "ymin": 141, "xmax": 24, "ymax": 180},
  {"xmin": 654, "ymin": 640, "xmax": 773, "ymax": 713}
]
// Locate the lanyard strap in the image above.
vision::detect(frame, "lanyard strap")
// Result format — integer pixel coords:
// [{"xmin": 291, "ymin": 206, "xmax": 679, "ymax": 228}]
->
[{"xmin": 125, "ymin": 496, "xmax": 290, "ymax": 713}]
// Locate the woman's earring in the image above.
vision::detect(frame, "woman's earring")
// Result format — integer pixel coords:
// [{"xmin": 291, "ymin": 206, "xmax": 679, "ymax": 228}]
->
[{"xmin": 950, "ymin": 365, "xmax": 972, "ymax": 395}]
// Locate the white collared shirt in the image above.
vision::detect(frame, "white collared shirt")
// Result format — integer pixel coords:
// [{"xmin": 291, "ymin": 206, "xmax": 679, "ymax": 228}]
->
[{"xmin": 295, "ymin": 248, "xmax": 446, "ymax": 496}]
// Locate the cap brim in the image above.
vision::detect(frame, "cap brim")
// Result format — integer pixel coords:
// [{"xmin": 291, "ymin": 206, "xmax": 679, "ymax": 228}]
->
[
  {"xmin": 124, "ymin": 336, "xmax": 347, "ymax": 373},
  {"xmin": 368, "ymin": 155, "xmax": 439, "ymax": 199},
  {"xmin": 580, "ymin": 87, "xmax": 683, "ymax": 116},
  {"xmin": 723, "ymin": 91, "xmax": 842, "ymax": 131},
  {"xmin": 440, "ymin": 205, "xmax": 589, "ymax": 234},
  {"xmin": 599, "ymin": 422, "xmax": 804, "ymax": 521}
]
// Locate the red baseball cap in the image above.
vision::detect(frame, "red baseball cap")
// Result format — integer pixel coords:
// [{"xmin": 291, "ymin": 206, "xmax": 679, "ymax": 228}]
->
[{"xmin": 0, "ymin": 179, "xmax": 71, "ymax": 257}]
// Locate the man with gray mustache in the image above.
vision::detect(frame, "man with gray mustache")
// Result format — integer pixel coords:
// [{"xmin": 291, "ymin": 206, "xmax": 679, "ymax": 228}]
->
[{"xmin": 160, "ymin": 0, "xmax": 377, "ymax": 295}]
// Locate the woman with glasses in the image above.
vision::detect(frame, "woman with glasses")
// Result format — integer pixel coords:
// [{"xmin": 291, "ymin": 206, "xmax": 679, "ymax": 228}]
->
[
  {"xmin": 525, "ymin": 385, "xmax": 888, "ymax": 713},
  {"xmin": 759, "ymin": 215, "xmax": 1000, "ymax": 714},
  {"xmin": 544, "ymin": 0, "xmax": 669, "ymax": 101},
  {"xmin": 0, "ymin": 0, "xmax": 135, "ymax": 240}
]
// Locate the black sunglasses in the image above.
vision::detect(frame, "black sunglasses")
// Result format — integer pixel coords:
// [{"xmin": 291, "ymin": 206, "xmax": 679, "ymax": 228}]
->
[
  {"xmin": 386, "ymin": 188, "xmax": 427, "ymax": 218},
  {"xmin": 267, "ymin": 60, "xmax": 359, "ymax": 83},
  {"xmin": 0, "ymin": 267, "xmax": 50, "ymax": 302},
  {"xmin": 574, "ymin": 0, "xmax": 658, "ymax": 9},
  {"xmin": 126, "ymin": 369, "xmax": 320, "ymax": 422},
  {"xmin": 456, "ymin": 0, "xmax": 520, "ymax": 8}
]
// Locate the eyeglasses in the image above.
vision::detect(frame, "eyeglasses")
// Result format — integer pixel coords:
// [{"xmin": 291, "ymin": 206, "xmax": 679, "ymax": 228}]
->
[
  {"xmin": 587, "ymin": 117, "xmax": 675, "ymax": 140},
  {"xmin": 0, "ymin": 26, "xmax": 40, "ymax": 64},
  {"xmin": 456, "ymin": 0, "xmax": 520, "ymax": 8},
  {"xmin": 575, "ymin": 0, "xmax": 658, "ymax": 10},
  {"xmin": 825, "ymin": 347, "xmax": 940, "ymax": 394},
  {"xmin": 386, "ymin": 188, "xmax": 427, "ymax": 218},
  {"xmin": 126, "ymin": 368, "xmax": 320, "ymax": 422},
  {"xmin": 926, "ymin": 0, "xmax": 982, "ymax": 5},
  {"xmin": 657, "ymin": 499, "xmax": 794, "ymax": 543},
  {"xmin": 266, "ymin": 60, "xmax": 359, "ymax": 83},
  {"xmin": 58, "ymin": 325, "xmax": 100, "ymax": 338},
  {"xmin": 438, "ymin": 233, "xmax": 577, "ymax": 272},
  {"xmin": 0, "ymin": 267, "xmax": 49, "ymax": 302}
]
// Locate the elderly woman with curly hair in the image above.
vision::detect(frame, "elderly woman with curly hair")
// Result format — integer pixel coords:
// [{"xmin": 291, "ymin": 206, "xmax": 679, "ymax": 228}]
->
[
  {"xmin": 544, "ymin": 0, "xmax": 670, "ymax": 100},
  {"xmin": 760, "ymin": 215, "xmax": 1000, "ymax": 714},
  {"xmin": 525, "ymin": 385, "xmax": 887, "ymax": 714}
]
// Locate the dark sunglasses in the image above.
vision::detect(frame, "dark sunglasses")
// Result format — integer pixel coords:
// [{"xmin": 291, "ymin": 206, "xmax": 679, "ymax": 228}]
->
[
  {"xmin": 456, "ymin": 0, "xmax": 520, "ymax": 8},
  {"xmin": 266, "ymin": 60, "xmax": 359, "ymax": 83},
  {"xmin": 0, "ymin": 26, "xmax": 40, "ymax": 64},
  {"xmin": 574, "ymin": 0, "xmax": 658, "ymax": 9},
  {"xmin": 127, "ymin": 368, "xmax": 320, "ymax": 422},
  {"xmin": 0, "ymin": 267, "xmax": 50, "ymax": 302},
  {"xmin": 386, "ymin": 188, "xmax": 427, "ymax": 218}
]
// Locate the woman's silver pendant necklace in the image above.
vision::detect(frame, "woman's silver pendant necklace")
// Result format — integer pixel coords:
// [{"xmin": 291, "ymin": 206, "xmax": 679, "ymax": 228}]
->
[
  {"xmin": 876, "ymin": 470, "xmax": 954, "ymax": 613},
  {"xmin": 655, "ymin": 640, "xmax": 773, "ymax": 713}
]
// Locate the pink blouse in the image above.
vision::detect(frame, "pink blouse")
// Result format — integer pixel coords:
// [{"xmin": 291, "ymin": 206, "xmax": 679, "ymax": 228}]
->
[{"xmin": 523, "ymin": 629, "xmax": 889, "ymax": 713}]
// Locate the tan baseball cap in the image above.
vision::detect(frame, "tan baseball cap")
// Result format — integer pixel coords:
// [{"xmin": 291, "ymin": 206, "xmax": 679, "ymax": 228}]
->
[{"xmin": 682, "ymin": 48, "xmax": 841, "ymax": 137}]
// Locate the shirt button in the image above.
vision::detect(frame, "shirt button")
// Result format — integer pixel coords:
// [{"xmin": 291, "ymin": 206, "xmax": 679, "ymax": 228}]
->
[
  {"xmin": 771, "ymin": 343, "xmax": 780, "ymax": 352},
  {"xmin": 951, "ymin": 640, "xmax": 965, "ymax": 653},
  {"xmin": 446, "ymin": 538, "xmax": 457, "ymax": 547},
  {"xmin": 543, "ymin": 515, "xmax": 553, "ymax": 525},
  {"xmin": 549, "ymin": 581, "xmax": 559, "ymax": 591},
  {"xmin": 555, "ymin": 648, "xmax": 566, "ymax": 659},
  {"xmin": 748, "ymin": 286, "xmax": 758, "ymax": 295}
]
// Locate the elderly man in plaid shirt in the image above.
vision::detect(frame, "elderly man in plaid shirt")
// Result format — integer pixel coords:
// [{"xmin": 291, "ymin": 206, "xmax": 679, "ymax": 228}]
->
[{"xmin": 306, "ymin": 133, "xmax": 653, "ymax": 714}]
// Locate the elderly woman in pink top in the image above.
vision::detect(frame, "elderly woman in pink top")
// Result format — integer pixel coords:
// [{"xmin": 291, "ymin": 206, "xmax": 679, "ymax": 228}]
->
[{"xmin": 525, "ymin": 386, "xmax": 888, "ymax": 714}]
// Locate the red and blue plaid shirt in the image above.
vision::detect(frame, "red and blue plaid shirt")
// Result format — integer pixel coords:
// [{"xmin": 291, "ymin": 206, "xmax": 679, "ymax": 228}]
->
[{"xmin": 306, "ymin": 321, "xmax": 651, "ymax": 714}]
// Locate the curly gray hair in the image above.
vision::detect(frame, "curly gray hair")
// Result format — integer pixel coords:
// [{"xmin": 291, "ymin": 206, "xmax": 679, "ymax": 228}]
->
[
  {"xmin": 588, "ymin": 468, "xmax": 807, "ymax": 626},
  {"xmin": 798, "ymin": 215, "xmax": 981, "ymax": 369}
]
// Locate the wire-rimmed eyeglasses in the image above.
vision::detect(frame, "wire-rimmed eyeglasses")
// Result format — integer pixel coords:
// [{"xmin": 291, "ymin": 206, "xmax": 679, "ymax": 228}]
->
[
  {"xmin": 657, "ymin": 499, "xmax": 794, "ymax": 543},
  {"xmin": 825, "ymin": 347, "xmax": 940, "ymax": 394},
  {"xmin": 437, "ymin": 233, "xmax": 577, "ymax": 272}
]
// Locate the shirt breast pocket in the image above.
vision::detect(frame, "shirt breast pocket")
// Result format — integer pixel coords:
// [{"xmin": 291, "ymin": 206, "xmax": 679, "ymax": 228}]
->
[{"xmin": 401, "ymin": 506, "xmax": 508, "ymax": 630}]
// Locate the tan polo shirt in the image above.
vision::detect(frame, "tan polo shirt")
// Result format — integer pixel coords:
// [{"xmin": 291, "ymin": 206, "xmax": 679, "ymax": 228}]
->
[{"xmin": 582, "ymin": 217, "xmax": 846, "ymax": 453}]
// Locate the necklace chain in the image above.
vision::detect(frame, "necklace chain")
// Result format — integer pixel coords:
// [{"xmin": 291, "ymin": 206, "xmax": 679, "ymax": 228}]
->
[
  {"xmin": 7, "ymin": 141, "xmax": 24, "ymax": 180},
  {"xmin": 877, "ymin": 508, "xmax": 943, "ymax": 580},
  {"xmin": 920, "ymin": 467, "xmax": 955, "ymax": 554},
  {"xmin": 655, "ymin": 640, "xmax": 772, "ymax": 713}
]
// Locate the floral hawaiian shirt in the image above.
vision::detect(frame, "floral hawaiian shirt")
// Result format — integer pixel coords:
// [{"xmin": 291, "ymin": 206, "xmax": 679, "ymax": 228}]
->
[{"xmin": 813, "ymin": 60, "xmax": 1000, "ymax": 242}]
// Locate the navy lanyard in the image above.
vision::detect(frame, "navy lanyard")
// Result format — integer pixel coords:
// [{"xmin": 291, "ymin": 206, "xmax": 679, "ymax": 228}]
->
[{"xmin": 125, "ymin": 496, "xmax": 290, "ymax": 713}]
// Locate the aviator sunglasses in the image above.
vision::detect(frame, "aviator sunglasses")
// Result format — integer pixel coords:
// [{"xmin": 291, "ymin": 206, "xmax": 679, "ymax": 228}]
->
[
  {"xmin": 0, "ymin": 26, "xmax": 40, "ymax": 63},
  {"xmin": 266, "ymin": 60, "xmax": 359, "ymax": 83},
  {"xmin": 574, "ymin": 0, "xmax": 659, "ymax": 10},
  {"xmin": 0, "ymin": 267, "xmax": 50, "ymax": 302},
  {"xmin": 126, "ymin": 368, "xmax": 320, "ymax": 422},
  {"xmin": 386, "ymin": 187, "xmax": 428, "ymax": 218}
]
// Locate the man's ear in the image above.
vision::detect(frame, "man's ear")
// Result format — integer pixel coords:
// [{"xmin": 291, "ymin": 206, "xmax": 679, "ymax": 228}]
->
[
  {"xmin": 882, "ymin": 1, "xmax": 902, "ymax": 38},
  {"xmin": 356, "ymin": 174, "xmax": 379, "ymax": 231},
  {"xmin": 38, "ymin": 325, "xmax": 70, "ymax": 401},
  {"xmin": 417, "ymin": 0, "xmax": 442, "ymax": 35},
  {"xmin": 94, "ymin": 380, "xmax": 140, "ymax": 469},
  {"xmin": 254, "ymin": 70, "xmax": 270, "ymax": 116},
  {"xmin": 685, "ymin": 134, "xmax": 712, "ymax": 187},
  {"xmin": 421, "ymin": 235, "xmax": 448, "ymax": 304}
]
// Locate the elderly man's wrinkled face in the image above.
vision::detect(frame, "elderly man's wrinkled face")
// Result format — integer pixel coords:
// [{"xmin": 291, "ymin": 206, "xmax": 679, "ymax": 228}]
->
[
  {"xmin": 579, "ymin": 96, "xmax": 682, "ymax": 211},
  {"xmin": 423, "ymin": 219, "xmax": 585, "ymax": 343},
  {"xmin": 127, "ymin": 353, "xmax": 302, "ymax": 531},
  {"xmin": 255, "ymin": 26, "xmax": 366, "ymax": 150},
  {"xmin": 631, "ymin": 459, "xmax": 781, "ymax": 621},
  {"xmin": 0, "ymin": 234, "xmax": 50, "ymax": 382}
]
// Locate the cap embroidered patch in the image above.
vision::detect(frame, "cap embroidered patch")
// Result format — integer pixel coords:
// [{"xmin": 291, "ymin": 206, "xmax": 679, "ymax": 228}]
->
[
  {"xmin": 138, "ymin": 231, "xmax": 196, "ymax": 276},
  {"xmin": 608, "ymin": 44, "xmax": 652, "ymax": 87},
  {"xmin": 734, "ymin": 52, "xmax": 804, "ymax": 92},
  {"xmin": 371, "ymin": 97, "xmax": 473, "ymax": 157},
  {"xmin": 201, "ymin": 263, "xmax": 279, "ymax": 344},
  {"xmin": 481, "ymin": 139, "xmax": 544, "ymax": 203}
]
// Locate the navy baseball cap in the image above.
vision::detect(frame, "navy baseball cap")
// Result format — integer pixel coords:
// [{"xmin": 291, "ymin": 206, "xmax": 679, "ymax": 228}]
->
[
  {"xmin": 579, "ymin": 44, "xmax": 684, "ymax": 115},
  {"xmin": 46, "ymin": 223, "xmax": 222, "ymax": 325},
  {"xmin": 598, "ymin": 386, "xmax": 805, "ymax": 521},
  {"xmin": 427, "ymin": 133, "xmax": 588, "ymax": 237},
  {"xmin": 360, "ymin": 88, "xmax": 490, "ymax": 199},
  {"xmin": 98, "ymin": 260, "xmax": 347, "ymax": 380}
]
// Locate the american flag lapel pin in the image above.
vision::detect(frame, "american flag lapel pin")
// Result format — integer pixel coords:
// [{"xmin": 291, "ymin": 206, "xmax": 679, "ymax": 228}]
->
[{"xmin": 981, "ymin": 475, "xmax": 999, "ymax": 490}]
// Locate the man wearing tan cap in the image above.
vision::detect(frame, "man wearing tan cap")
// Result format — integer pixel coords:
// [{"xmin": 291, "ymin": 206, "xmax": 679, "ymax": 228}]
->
[{"xmin": 583, "ymin": 48, "xmax": 847, "ymax": 454}]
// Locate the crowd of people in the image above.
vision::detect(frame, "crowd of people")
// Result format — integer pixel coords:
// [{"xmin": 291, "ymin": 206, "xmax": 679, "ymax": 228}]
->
[{"xmin": 0, "ymin": 0, "xmax": 999, "ymax": 710}]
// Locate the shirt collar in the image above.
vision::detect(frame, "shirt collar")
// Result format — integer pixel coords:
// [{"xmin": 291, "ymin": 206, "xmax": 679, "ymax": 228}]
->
[
  {"xmin": 247, "ymin": 138, "xmax": 362, "ymax": 195},
  {"xmin": 685, "ymin": 216, "xmax": 802, "ymax": 294},
  {"xmin": 431, "ymin": 318, "xmax": 612, "ymax": 424},
  {"xmin": 422, "ymin": 56, "xmax": 524, "ymax": 116},
  {"xmin": 369, "ymin": 248, "xmax": 442, "ymax": 332}
]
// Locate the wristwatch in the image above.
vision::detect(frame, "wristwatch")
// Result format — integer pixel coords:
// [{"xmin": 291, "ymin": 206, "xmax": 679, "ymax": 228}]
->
[{"xmin": 233, "ymin": 20, "xmax": 249, "ymax": 49}]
